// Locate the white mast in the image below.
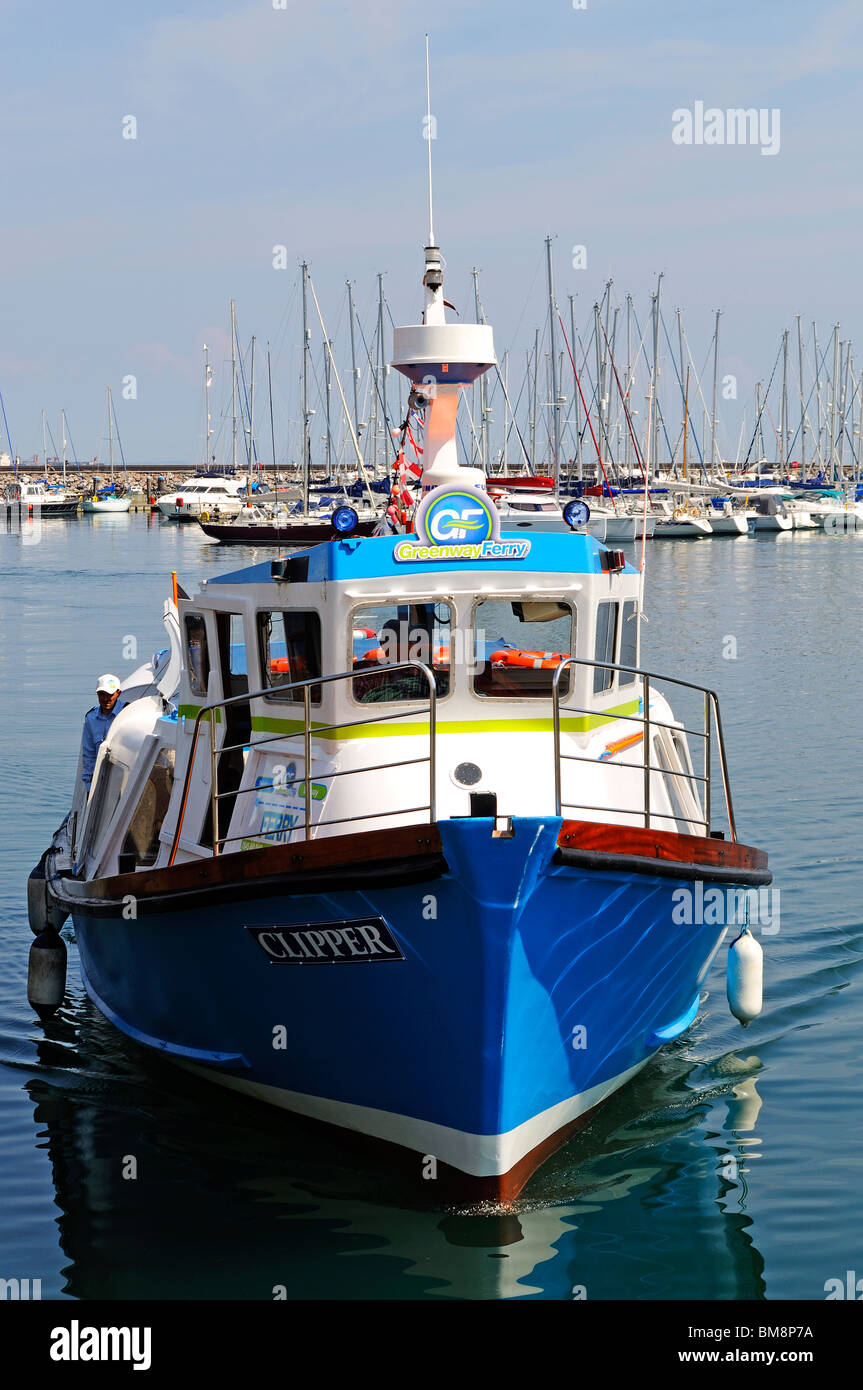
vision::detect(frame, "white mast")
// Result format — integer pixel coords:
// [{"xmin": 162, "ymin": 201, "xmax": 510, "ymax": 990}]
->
[
  {"xmin": 107, "ymin": 388, "xmax": 114, "ymax": 481},
  {"xmin": 425, "ymin": 34, "xmax": 435, "ymax": 250},
  {"xmin": 41, "ymin": 409, "xmax": 47, "ymax": 477},
  {"xmin": 830, "ymin": 323, "xmax": 840, "ymax": 484},
  {"xmin": 390, "ymin": 37, "xmax": 495, "ymax": 496},
  {"xmin": 711, "ymin": 309, "xmax": 721, "ymax": 475},
  {"xmin": 61, "ymin": 410, "xmax": 67, "ymax": 484},
  {"xmin": 202, "ymin": 344, "xmax": 213, "ymax": 469},
  {"xmin": 797, "ymin": 314, "xmax": 806, "ymax": 474},
  {"xmin": 230, "ymin": 299, "xmax": 237, "ymax": 472},
  {"xmin": 546, "ymin": 236, "xmax": 560, "ymax": 483},
  {"xmin": 247, "ymin": 335, "xmax": 256, "ymax": 502},
  {"xmin": 301, "ymin": 261, "xmax": 311, "ymax": 514}
]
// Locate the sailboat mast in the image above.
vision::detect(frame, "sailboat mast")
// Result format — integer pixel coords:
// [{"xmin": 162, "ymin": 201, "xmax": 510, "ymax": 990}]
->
[
  {"xmin": 830, "ymin": 323, "xmax": 840, "ymax": 484},
  {"xmin": 472, "ymin": 268, "xmax": 488, "ymax": 472},
  {"xmin": 780, "ymin": 328, "xmax": 789, "ymax": 472},
  {"xmin": 682, "ymin": 367, "xmax": 690, "ymax": 481},
  {"xmin": 711, "ymin": 309, "xmax": 721, "ymax": 475},
  {"xmin": 231, "ymin": 299, "xmax": 237, "ymax": 472},
  {"xmin": 839, "ymin": 339, "xmax": 850, "ymax": 474},
  {"xmin": 247, "ymin": 335, "xmax": 256, "ymax": 500},
  {"xmin": 61, "ymin": 410, "xmax": 67, "ymax": 483},
  {"xmin": 324, "ymin": 335, "xmax": 332, "ymax": 478},
  {"xmin": 796, "ymin": 315, "xmax": 806, "ymax": 474},
  {"xmin": 107, "ymin": 389, "xmax": 114, "ymax": 480},
  {"xmin": 594, "ymin": 303, "xmax": 604, "ymax": 472},
  {"xmin": 651, "ymin": 275, "xmax": 663, "ymax": 480},
  {"xmin": 812, "ymin": 323, "xmax": 823, "ymax": 470},
  {"xmin": 267, "ymin": 342, "xmax": 278, "ymax": 507},
  {"xmin": 501, "ymin": 350, "xmax": 508, "ymax": 474},
  {"xmin": 569, "ymin": 296, "xmax": 581, "ymax": 481},
  {"xmin": 530, "ymin": 330, "xmax": 539, "ymax": 468},
  {"xmin": 545, "ymin": 236, "xmax": 560, "ymax": 484},
  {"xmin": 41, "ymin": 409, "xmax": 47, "ymax": 477},
  {"xmin": 347, "ymin": 281, "xmax": 361, "ymax": 440},
  {"xmin": 301, "ymin": 261, "xmax": 310, "ymax": 514},
  {"xmin": 201, "ymin": 345, "xmax": 208, "ymax": 468},
  {"xmin": 377, "ymin": 272, "xmax": 386, "ymax": 474}
]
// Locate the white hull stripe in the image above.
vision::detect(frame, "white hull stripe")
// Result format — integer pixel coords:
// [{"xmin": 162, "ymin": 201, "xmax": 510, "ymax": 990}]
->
[{"xmin": 175, "ymin": 1057, "xmax": 650, "ymax": 1177}]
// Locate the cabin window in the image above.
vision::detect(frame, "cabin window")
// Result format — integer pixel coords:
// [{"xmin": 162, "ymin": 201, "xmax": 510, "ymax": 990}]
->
[
  {"xmin": 185, "ymin": 613, "xmax": 210, "ymax": 696},
  {"xmin": 352, "ymin": 602, "xmax": 451, "ymax": 703},
  {"xmin": 594, "ymin": 602, "xmax": 618, "ymax": 692},
  {"xmin": 121, "ymin": 748, "xmax": 176, "ymax": 867},
  {"xmin": 258, "ymin": 610, "xmax": 322, "ymax": 703},
  {"xmin": 618, "ymin": 600, "xmax": 638, "ymax": 684},
  {"xmin": 473, "ymin": 599, "xmax": 573, "ymax": 698}
]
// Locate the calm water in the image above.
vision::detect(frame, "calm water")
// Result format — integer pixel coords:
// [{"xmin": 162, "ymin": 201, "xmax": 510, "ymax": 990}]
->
[{"xmin": 1, "ymin": 513, "xmax": 861, "ymax": 1300}]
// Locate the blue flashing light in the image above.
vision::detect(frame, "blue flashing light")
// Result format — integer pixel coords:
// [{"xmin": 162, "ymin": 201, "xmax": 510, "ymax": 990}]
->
[
  {"xmin": 563, "ymin": 499, "xmax": 591, "ymax": 530},
  {"xmin": 332, "ymin": 505, "xmax": 359, "ymax": 535}
]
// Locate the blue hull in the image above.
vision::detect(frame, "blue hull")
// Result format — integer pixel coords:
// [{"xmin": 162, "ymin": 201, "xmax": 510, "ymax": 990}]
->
[{"xmin": 71, "ymin": 818, "xmax": 727, "ymax": 1198}]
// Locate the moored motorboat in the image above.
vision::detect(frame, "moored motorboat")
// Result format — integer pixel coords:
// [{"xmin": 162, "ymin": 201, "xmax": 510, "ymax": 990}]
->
[
  {"xmin": 28, "ymin": 114, "xmax": 769, "ymax": 1204},
  {"xmin": 155, "ymin": 474, "xmax": 248, "ymax": 520},
  {"xmin": 4, "ymin": 478, "xmax": 80, "ymax": 517}
]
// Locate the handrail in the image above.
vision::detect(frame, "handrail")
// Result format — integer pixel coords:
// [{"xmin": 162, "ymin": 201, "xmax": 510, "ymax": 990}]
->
[
  {"xmin": 168, "ymin": 662, "xmax": 437, "ymax": 864},
  {"xmin": 552, "ymin": 656, "xmax": 737, "ymax": 841}
]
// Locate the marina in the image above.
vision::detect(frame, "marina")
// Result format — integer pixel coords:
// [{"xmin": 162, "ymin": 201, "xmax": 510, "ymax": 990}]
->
[{"xmin": 2, "ymin": 0, "xmax": 862, "ymax": 1335}]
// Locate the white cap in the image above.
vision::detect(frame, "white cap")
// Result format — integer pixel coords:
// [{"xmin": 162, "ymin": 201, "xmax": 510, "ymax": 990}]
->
[{"xmin": 96, "ymin": 673, "xmax": 121, "ymax": 694}]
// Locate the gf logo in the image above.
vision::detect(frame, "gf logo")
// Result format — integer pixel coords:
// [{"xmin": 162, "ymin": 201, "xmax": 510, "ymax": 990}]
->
[{"xmin": 418, "ymin": 488, "xmax": 498, "ymax": 545}]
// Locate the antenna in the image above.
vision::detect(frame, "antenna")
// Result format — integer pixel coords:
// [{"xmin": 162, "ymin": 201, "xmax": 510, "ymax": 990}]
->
[{"xmin": 425, "ymin": 34, "xmax": 435, "ymax": 247}]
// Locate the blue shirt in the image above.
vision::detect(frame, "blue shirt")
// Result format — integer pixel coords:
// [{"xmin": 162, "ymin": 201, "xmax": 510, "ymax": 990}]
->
[{"xmin": 81, "ymin": 701, "xmax": 127, "ymax": 785}]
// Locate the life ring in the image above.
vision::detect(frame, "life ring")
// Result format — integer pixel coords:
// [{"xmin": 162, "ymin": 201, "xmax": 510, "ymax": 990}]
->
[
  {"xmin": 353, "ymin": 627, "xmax": 376, "ymax": 639},
  {"xmin": 490, "ymin": 648, "xmax": 567, "ymax": 670},
  {"xmin": 354, "ymin": 645, "xmax": 449, "ymax": 666},
  {"xmin": 201, "ymin": 510, "xmax": 210, "ymax": 521}
]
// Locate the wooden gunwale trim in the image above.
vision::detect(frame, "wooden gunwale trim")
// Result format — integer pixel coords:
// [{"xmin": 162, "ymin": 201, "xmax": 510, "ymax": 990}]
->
[
  {"xmin": 70, "ymin": 822, "xmax": 443, "ymax": 903},
  {"xmin": 557, "ymin": 819, "xmax": 768, "ymax": 871}
]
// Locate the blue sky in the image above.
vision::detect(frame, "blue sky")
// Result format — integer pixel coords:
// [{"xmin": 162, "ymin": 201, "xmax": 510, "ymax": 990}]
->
[{"xmin": 1, "ymin": 0, "xmax": 862, "ymax": 465}]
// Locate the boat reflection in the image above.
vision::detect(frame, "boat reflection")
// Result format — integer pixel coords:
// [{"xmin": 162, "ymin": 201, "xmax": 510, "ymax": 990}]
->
[{"xmin": 27, "ymin": 981, "xmax": 767, "ymax": 1300}]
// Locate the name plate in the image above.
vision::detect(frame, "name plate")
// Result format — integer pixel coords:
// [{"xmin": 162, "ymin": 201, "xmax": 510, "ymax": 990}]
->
[{"xmin": 246, "ymin": 917, "xmax": 405, "ymax": 965}]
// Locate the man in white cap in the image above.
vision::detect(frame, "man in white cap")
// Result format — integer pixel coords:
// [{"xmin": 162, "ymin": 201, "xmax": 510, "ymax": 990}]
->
[{"xmin": 81, "ymin": 675, "xmax": 126, "ymax": 788}]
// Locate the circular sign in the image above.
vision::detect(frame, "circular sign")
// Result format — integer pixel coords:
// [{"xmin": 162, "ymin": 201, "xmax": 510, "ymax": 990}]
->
[{"xmin": 414, "ymin": 486, "xmax": 499, "ymax": 546}]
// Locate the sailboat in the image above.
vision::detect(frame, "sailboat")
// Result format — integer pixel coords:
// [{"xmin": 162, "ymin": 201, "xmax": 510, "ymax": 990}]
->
[
  {"xmin": 82, "ymin": 389, "xmax": 131, "ymax": 513},
  {"xmin": 28, "ymin": 49, "xmax": 769, "ymax": 1202},
  {"xmin": 201, "ymin": 276, "xmax": 384, "ymax": 545}
]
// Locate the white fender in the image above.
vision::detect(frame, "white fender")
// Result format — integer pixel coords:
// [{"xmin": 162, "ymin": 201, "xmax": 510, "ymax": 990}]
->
[{"xmin": 727, "ymin": 929, "xmax": 763, "ymax": 1025}]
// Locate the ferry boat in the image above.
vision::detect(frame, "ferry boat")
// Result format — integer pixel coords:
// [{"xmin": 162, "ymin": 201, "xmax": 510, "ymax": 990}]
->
[{"xmin": 28, "ymin": 201, "xmax": 769, "ymax": 1207}]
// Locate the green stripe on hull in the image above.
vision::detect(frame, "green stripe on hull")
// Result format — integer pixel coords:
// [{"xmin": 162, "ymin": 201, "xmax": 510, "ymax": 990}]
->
[
  {"xmin": 249, "ymin": 699, "xmax": 640, "ymax": 741},
  {"xmin": 177, "ymin": 705, "xmax": 223, "ymax": 724}
]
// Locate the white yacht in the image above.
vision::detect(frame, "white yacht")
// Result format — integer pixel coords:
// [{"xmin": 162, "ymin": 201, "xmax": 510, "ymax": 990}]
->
[
  {"xmin": 4, "ymin": 478, "xmax": 80, "ymax": 517},
  {"xmin": 490, "ymin": 485, "xmax": 653, "ymax": 542},
  {"xmin": 707, "ymin": 499, "xmax": 749, "ymax": 536},
  {"xmin": 155, "ymin": 476, "xmax": 247, "ymax": 521}
]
